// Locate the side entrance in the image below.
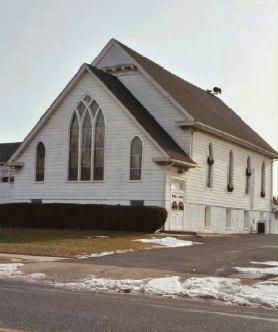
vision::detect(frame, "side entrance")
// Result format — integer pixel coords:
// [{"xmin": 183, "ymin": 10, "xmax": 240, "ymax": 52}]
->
[{"xmin": 169, "ymin": 178, "xmax": 185, "ymax": 231}]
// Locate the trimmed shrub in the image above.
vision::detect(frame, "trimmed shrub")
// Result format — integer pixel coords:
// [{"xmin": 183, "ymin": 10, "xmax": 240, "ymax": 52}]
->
[{"xmin": 0, "ymin": 203, "xmax": 167, "ymax": 232}]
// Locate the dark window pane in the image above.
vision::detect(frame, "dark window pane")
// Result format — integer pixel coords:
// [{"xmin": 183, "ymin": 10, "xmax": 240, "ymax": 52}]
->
[
  {"xmin": 130, "ymin": 200, "xmax": 144, "ymax": 206},
  {"xmin": 81, "ymin": 167, "xmax": 91, "ymax": 181},
  {"xmin": 90, "ymin": 101, "xmax": 99, "ymax": 116},
  {"xmin": 130, "ymin": 169, "xmax": 141, "ymax": 181},
  {"xmin": 36, "ymin": 172, "xmax": 44, "ymax": 182},
  {"xmin": 77, "ymin": 101, "xmax": 86, "ymax": 118},
  {"xmin": 68, "ymin": 167, "xmax": 78, "ymax": 181},
  {"xmin": 36, "ymin": 142, "xmax": 45, "ymax": 182},
  {"xmin": 69, "ymin": 149, "xmax": 79, "ymax": 167},
  {"xmin": 68, "ymin": 113, "xmax": 79, "ymax": 181},
  {"xmin": 130, "ymin": 155, "xmax": 142, "ymax": 169},
  {"xmin": 95, "ymin": 128, "xmax": 105, "ymax": 148},
  {"xmin": 81, "ymin": 112, "xmax": 92, "ymax": 181},
  {"xmin": 84, "ymin": 95, "xmax": 92, "ymax": 104},
  {"xmin": 131, "ymin": 137, "xmax": 142, "ymax": 155},
  {"xmin": 94, "ymin": 149, "xmax": 104, "ymax": 167},
  {"xmin": 94, "ymin": 167, "xmax": 104, "ymax": 181},
  {"xmin": 130, "ymin": 137, "xmax": 142, "ymax": 180},
  {"xmin": 228, "ymin": 150, "xmax": 233, "ymax": 187},
  {"xmin": 93, "ymin": 111, "xmax": 105, "ymax": 180}
]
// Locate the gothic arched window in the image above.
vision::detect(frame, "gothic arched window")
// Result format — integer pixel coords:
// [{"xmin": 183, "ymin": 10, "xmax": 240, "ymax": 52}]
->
[
  {"xmin": 36, "ymin": 142, "xmax": 45, "ymax": 182},
  {"xmin": 130, "ymin": 136, "xmax": 143, "ymax": 181},
  {"xmin": 68, "ymin": 95, "xmax": 105, "ymax": 181}
]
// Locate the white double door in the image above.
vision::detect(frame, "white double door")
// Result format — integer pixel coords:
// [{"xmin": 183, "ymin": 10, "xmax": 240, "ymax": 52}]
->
[{"xmin": 170, "ymin": 189, "xmax": 185, "ymax": 231}]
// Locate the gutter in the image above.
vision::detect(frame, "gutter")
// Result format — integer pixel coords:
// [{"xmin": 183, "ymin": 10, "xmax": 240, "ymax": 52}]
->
[
  {"xmin": 153, "ymin": 157, "xmax": 197, "ymax": 169},
  {"xmin": 177, "ymin": 121, "xmax": 277, "ymax": 159}
]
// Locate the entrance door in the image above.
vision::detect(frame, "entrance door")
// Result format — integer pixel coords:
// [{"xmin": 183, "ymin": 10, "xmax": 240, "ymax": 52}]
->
[
  {"xmin": 170, "ymin": 180, "xmax": 185, "ymax": 231},
  {"xmin": 257, "ymin": 222, "xmax": 265, "ymax": 234}
]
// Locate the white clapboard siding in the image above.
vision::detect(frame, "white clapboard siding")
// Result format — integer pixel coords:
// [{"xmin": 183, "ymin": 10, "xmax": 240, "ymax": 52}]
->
[
  {"xmin": 186, "ymin": 130, "xmax": 273, "ymax": 211},
  {"xmin": 95, "ymin": 44, "xmax": 192, "ymax": 156},
  {"xmin": 0, "ymin": 183, "xmax": 14, "ymax": 204},
  {"xmin": 95, "ymin": 44, "xmax": 135, "ymax": 67},
  {"xmin": 12, "ymin": 71, "xmax": 166, "ymax": 206},
  {"xmin": 118, "ymin": 73, "xmax": 192, "ymax": 155}
]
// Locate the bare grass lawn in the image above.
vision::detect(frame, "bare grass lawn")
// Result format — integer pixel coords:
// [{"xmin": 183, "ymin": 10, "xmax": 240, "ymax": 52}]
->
[{"xmin": 0, "ymin": 228, "xmax": 155, "ymax": 257}]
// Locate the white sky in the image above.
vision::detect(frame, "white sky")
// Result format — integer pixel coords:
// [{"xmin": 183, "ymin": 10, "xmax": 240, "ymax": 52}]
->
[{"xmin": 0, "ymin": 0, "xmax": 276, "ymax": 193}]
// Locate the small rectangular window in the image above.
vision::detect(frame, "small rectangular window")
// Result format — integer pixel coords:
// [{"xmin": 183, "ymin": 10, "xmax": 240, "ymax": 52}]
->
[
  {"xmin": 2, "ymin": 170, "xmax": 9, "ymax": 182},
  {"xmin": 31, "ymin": 199, "xmax": 42, "ymax": 204},
  {"xmin": 204, "ymin": 207, "xmax": 211, "ymax": 228},
  {"xmin": 226, "ymin": 209, "xmax": 232, "ymax": 229},
  {"xmin": 130, "ymin": 200, "xmax": 144, "ymax": 206},
  {"xmin": 244, "ymin": 211, "xmax": 249, "ymax": 229}
]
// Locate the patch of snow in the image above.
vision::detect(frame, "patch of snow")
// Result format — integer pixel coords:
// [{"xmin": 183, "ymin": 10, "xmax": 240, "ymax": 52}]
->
[
  {"xmin": 134, "ymin": 237, "xmax": 201, "ymax": 247},
  {"xmin": 27, "ymin": 273, "xmax": 46, "ymax": 280},
  {"xmin": 77, "ymin": 249, "xmax": 134, "ymax": 259},
  {"xmin": 95, "ymin": 236, "xmax": 110, "ymax": 238},
  {"xmin": 250, "ymin": 261, "xmax": 277, "ymax": 267},
  {"xmin": 0, "ymin": 263, "xmax": 24, "ymax": 278},
  {"xmin": 144, "ymin": 276, "xmax": 184, "ymax": 296},
  {"xmin": 54, "ymin": 275, "xmax": 277, "ymax": 308},
  {"xmin": 233, "ymin": 266, "xmax": 277, "ymax": 278},
  {"xmin": 55, "ymin": 276, "xmax": 146, "ymax": 293},
  {"xmin": 182, "ymin": 277, "xmax": 277, "ymax": 309}
]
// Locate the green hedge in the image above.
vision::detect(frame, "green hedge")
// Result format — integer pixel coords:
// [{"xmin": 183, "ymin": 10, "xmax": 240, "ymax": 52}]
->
[{"xmin": 0, "ymin": 203, "xmax": 167, "ymax": 232}]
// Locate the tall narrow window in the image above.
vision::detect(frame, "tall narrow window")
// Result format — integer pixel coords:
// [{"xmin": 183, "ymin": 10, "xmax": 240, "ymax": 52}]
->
[
  {"xmin": 206, "ymin": 143, "xmax": 214, "ymax": 188},
  {"xmin": 36, "ymin": 142, "xmax": 45, "ymax": 182},
  {"xmin": 227, "ymin": 150, "xmax": 234, "ymax": 192},
  {"xmin": 130, "ymin": 136, "xmax": 143, "ymax": 180},
  {"xmin": 93, "ymin": 110, "xmax": 105, "ymax": 181},
  {"xmin": 245, "ymin": 156, "xmax": 252, "ymax": 194},
  {"xmin": 68, "ymin": 113, "xmax": 79, "ymax": 181},
  {"xmin": 81, "ymin": 112, "xmax": 92, "ymax": 181},
  {"xmin": 261, "ymin": 161, "xmax": 266, "ymax": 197}
]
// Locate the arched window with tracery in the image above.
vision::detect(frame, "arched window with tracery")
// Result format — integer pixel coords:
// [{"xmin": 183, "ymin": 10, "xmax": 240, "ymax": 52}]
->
[{"xmin": 68, "ymin": 95, "xmax": 105, "ymax": 181}]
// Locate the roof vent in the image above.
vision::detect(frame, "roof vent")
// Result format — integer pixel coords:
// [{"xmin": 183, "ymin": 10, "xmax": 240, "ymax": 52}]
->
[{"xmin": 207, "ymin": 87, "xmax": 222, "ymax": 96}]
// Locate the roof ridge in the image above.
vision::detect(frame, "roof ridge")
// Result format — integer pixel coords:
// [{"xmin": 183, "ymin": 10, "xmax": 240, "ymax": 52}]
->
[{"xmin": 113, "ymin": 39, "xmax": 276, "ymax": 155}]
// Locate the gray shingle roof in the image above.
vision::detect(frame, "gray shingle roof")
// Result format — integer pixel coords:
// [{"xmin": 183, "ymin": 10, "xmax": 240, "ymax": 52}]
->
[
  {"xmin": 116, "ymin": 40, "xmax": 276, "ymax": 155},
  {"xmin": 0, "ymin": 142, "xmax": 21, "ymax": 163},
  {"xmin": 88, "ymin": 65, "xmax": 195, "ymax": 165}
]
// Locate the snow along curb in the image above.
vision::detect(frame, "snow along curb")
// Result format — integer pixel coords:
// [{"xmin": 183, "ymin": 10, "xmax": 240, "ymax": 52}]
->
[{"xmin": 54, "ymin": 275, "xmax": 277, "ymax": 309}]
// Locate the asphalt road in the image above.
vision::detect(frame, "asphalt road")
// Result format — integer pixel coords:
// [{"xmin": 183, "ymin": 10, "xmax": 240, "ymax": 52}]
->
[
  {"xmin": 76, "ymin": 234, "xmax": 277, "ymax": 276},
  {"xmin": 0, "ymin": 280, "xmax": 276, "ymax": 332}
]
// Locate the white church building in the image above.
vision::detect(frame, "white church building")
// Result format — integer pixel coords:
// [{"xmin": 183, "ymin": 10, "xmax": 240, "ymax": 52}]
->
[{"xmin": 0, "ymin": 39, "xmax": 276, "ymax": 234}]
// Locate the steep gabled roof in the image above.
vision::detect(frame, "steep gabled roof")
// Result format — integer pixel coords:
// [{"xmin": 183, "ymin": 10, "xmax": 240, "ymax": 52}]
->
[
  {"xmin": 0, "ymin": 142, "xmax": 21, "ymax": 164},
  {"xmin": 114, "ymin": 40, "xmax": 276, "ymax": 156},
  {"xmin": 88, "ymin": 65, "xmax": 195, "ymax": 165},
  {"xmin": 9, "ymin": 64, "xmax": 194, "ymax": 167}
]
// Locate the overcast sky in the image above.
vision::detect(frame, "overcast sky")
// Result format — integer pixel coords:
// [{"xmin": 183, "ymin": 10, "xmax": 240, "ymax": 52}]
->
[{"xmin": 0, "ymin": 0, "xmax": 276, "ymax": 192}]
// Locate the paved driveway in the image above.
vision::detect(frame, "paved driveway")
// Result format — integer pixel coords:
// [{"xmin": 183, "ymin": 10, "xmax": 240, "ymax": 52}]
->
[{"xmin": 75, "ymin": 234, "xmax": 277, "ymax": 277}]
